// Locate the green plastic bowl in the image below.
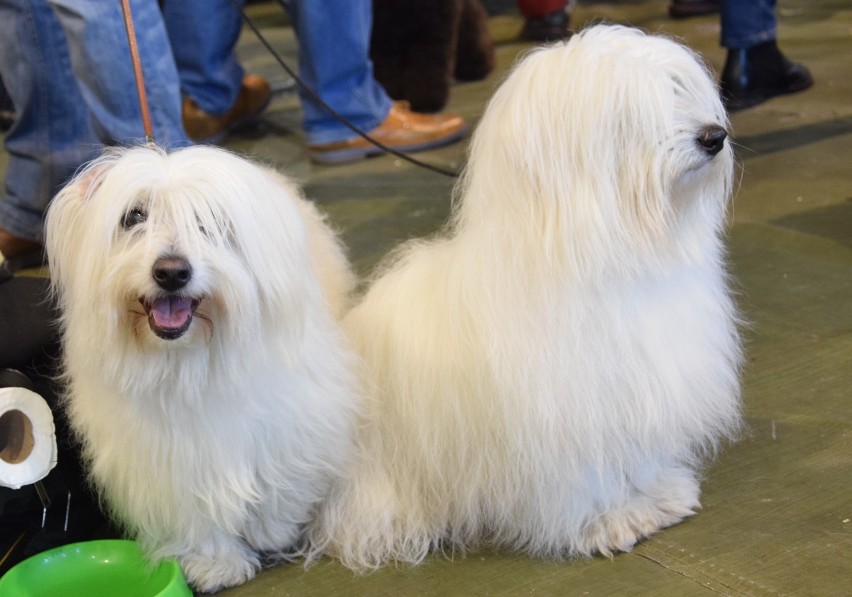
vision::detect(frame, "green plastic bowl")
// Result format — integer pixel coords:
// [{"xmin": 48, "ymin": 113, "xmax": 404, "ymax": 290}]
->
[{"xmin": 0, "ymin": 540, "xmax": 191, "ymax": 597}]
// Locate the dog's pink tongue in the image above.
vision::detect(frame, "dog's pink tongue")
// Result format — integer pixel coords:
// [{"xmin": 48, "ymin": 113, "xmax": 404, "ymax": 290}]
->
[{"xmin": 150, "ymin": 297, "xmax": 193, "ymax": 329}]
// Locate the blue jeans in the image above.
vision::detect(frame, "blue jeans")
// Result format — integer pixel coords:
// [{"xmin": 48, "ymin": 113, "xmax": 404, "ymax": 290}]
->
[
  {"xmin": 287, "ymin": 0, "xmax": 393, "ymax": 145},
  {"xmin": 163, "ymin": 0, "xmax": 245, "ymax": 117},
  {"xmin": 721, "ymin": 0, "xmax": 777, "ymax": 49},
  {"xmin": 165, "ymin": 0, "xmax": 392, "ymax": 145},
  {"xmin": 0, "ymin": 0, "xmax": 188, "ymax": 243}
]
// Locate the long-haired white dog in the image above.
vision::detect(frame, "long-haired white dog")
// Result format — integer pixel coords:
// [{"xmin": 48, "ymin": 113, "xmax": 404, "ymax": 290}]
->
[
  {"xmin": 44, "ymin": 145, "xmax": 358, "ymax": 592},
  {"xmin": 308, "ymin": 25, "xmax": 743, "ymax": 570}
]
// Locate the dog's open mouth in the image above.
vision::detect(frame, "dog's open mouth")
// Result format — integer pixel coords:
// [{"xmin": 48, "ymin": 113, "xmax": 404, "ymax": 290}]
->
[{"xmin": 140, "ymin": 296, "xmax": 201, "ymax": 340}]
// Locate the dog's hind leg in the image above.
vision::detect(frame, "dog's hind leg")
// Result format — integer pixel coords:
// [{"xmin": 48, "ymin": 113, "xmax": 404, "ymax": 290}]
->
[{"xmin": 307, "ymin": 467, "xmax": 436, "ymax": 571}]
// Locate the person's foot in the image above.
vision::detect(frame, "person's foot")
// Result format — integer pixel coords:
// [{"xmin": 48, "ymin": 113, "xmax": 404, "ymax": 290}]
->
[
  {"xmin": 182, "ymin": 74, "xmax": 271, "ymax": 144},
  {"xmin": 520, "ymin": 8, "xmax": 571, "ymax": 42},
  {"xmin": 0, "ymin": 110, "xmax": 12, "ymax": 131},
  {"xmin": 307, "ymin": 101, "xmax": 467, "ymax": 165},
  {"xmin": 0, "ymin": 228, "xmax": 43, "ymax": 273},
  {"xmin": 668, "ymin": 0, "xmax": 721, "ymax": 18},
  {"xmin": 0, "ymin": 78, "xmax": 13, "ymax": 131},
  {"xmin": 720, "ymin": 40, "xmax": 813, "ymax": 111}
]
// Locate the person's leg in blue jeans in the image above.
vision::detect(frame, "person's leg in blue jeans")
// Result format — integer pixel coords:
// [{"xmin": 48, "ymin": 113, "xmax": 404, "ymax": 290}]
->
[
  {"xmin": 0, "ymin": 0, "xmax": 187, "ymax": 268},
  {"xmin": 163, "ymin": 0, "xmax": 271, "ymax": 144},
  {"xmin": 287, "ymin": 0, "xmax": 467, "ymax": 164},
  {"xmin": 50, "ymin": 0, "xmax": 187, "ymax": 144},
  {"xmin": 719, "ymin": 0, "xmax": 812, "ymax": 111},
  {"xmin": 720, "ymin": 0, "xmax": 776, "ymax": 48},
  {"xmin": 0, "ymin": 0, "xmax": 94, "ymax": 261},
  {"xmin": 287, "ymin": 0, "xmax": 392, "ymax": 145},
  {"xmin": 164, "ymin": 0, "xmax": 244, "ymax": 115}
]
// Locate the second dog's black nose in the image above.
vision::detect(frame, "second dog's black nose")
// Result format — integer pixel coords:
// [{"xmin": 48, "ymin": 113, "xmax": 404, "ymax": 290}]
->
[
  {"xmin": 698, "ymin": 125, "xmax": 728, "ymax": 156},
  {"xmin": 152, "ymin": 256, "xmax": 192, "ymax": 292}
]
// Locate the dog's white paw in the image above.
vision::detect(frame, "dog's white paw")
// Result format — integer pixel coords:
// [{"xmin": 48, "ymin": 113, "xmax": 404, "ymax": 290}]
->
[
  {"xmin": 583, "ymin": 470, "xmax": 701, "ymax": 557},
  {"xmin": 180, "ymin": 549, "xmax": 260, "ymax": 594}
]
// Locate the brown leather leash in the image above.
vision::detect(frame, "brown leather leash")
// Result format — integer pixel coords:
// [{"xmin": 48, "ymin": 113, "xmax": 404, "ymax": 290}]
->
[{"xmin": 120, "ymin": 0, "xmax": 155, "ymax": 145}]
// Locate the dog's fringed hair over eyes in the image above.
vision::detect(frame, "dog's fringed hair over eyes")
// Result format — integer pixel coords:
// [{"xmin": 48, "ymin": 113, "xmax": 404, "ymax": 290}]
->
[
  {"xmin": 307, "ymin": 24, "xmax": 742, "ymax": 572},
  {"xmin": 455, "ymin": 25, "xmax": 733, "ymax": 279},
  {"xmin": 46, "ymin": 145, "xmax": 350, "ymax": 361}
]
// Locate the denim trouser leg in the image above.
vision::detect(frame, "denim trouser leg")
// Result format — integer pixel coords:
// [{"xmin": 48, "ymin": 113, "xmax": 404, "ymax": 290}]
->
[
  {"xmin": 287, "ymin": 0, "xmax": 392, "ymax": 145},
  {"xmin": 721, "ymin": 0, "xmax": 777, "ymax": 49},
  {"xmin": 0, "ymin": 0, "xmax": 187, "ymax": 243},
  {"xmin": 0, "ymin": 0, "xmax": 97, "ymax": 242},
  {"xmin": 50, "ymin": 0, "xmax": 188, "ymax": 146},
  {"xmin": 163, "ymin": 0, "xmax": 245, "ymax": 115}
]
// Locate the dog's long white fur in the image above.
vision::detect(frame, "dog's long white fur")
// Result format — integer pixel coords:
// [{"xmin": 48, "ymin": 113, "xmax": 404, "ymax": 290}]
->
[
  {"xmin": 45, "ymin": 145, "xmax": 358, "ymax": 592},
  {"xmin": 307, "ymin": 25, "xmax": 743, "ymax": 570}
]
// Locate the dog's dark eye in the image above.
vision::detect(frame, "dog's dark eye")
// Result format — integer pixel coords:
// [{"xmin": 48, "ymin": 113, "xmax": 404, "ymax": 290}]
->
[{"xmin": 122, "ymin": 207, "xmax": 147, "ymax": 230}]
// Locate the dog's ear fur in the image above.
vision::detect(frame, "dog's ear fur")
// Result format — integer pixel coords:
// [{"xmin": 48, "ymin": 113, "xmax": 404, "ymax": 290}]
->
[{"xmin": 45, "ymin": 161, "xmax": 111, "ymax": 300}]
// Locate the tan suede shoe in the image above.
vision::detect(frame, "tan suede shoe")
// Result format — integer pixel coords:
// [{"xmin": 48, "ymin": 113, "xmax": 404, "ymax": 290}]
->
[
  {"xmin": 182, "ymin": 74, "xmax": 271, "ymax": 143},
  {"xmin": 308, "ymin": 101, "xmax": 467, "ymax": 164}
]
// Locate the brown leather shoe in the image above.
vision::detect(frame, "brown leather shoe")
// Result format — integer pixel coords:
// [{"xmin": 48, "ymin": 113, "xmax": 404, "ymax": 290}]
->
[
  {"xmin": 308, "ymin": 101, "xmax": 468, "ymax": 164},
  {"xmin": 0, "ymin": 228, "xmax": 43, "ymax": 273},
  {"xmin": 182, "ymin": 74, "xmax": 271, "ymax": 143}
]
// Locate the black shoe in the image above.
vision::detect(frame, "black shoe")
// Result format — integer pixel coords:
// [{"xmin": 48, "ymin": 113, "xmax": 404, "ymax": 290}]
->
[
  {"xmin": 0, "ymin": 109, "xmax": 12, "ymax": 131},
  {"xmin": 668, "ymin": 0, "xmax": 720, "ymax": 18},
  {"xmin": 520, "ymin": 9, "xmax": 571, "ymax": 42},
  {"xmin": 0, "ymin": 76, "xmax": 13, "ymax": 131},
  {"xmin": 720, "ymin": 40, "xmax": 813, "ymax": 111}
]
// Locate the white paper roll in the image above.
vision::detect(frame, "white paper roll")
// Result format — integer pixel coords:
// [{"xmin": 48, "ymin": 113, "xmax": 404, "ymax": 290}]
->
[{"xmin": 0, "ymin": 387, "xmax": 57, "ymax": 489}]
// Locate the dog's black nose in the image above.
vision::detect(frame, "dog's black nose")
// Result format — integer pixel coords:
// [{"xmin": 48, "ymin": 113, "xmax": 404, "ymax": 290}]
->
[
  {"xmin": 152, "ymin": 256, "xmax": 192, "ymax": 292},
  {"xmin": 698, "ymin": 125, "xmax": 728, "ymax": 156}
]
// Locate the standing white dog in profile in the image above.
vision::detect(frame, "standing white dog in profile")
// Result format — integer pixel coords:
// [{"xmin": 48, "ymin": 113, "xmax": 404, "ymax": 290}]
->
[
  {"xmin": 309, "ymin": 25, "xmax": 743, "ymax": 570},
  {"xmin": 45, "ymin": 145, "xmax": 358, "ymax": 592}
]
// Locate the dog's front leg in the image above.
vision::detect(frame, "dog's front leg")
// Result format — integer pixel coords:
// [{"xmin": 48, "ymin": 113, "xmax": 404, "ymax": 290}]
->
[{"xmin": 173, "ymin": 526, "xmax": 260, "ymax": 594}]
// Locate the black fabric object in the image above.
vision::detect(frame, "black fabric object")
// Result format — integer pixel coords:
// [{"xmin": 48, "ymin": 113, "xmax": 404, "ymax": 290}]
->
[
  {"xmin": 0, "ymin": 274, "xmax": 118, "ymax": 575},
  {"xmin": 668, "ymin": 0, "xmax": 721, "ymax": 19},
  {"xmin": 0, "ymin": 74, "xmax": 13, "ymax": 131},
  {"xmin": 0, "ymin": 276, "xmax": 59, "ymax": 370}
]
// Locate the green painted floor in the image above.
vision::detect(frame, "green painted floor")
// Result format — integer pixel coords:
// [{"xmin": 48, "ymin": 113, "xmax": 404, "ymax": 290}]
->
[{"xmin": 5, "ymin": 1, "xmax": 851, "ymax": 594}]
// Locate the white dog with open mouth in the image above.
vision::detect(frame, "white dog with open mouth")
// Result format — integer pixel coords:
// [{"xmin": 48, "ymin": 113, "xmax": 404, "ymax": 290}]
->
[
  {"xmin": 45, "ymin": 145, "xmax": 358, "ymax": 592},
  {"xmin": 308, "ymin": 25, "xmax": 743, "ymax": 570}
]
